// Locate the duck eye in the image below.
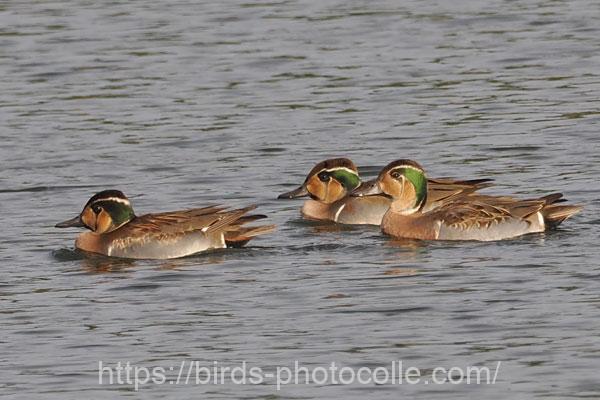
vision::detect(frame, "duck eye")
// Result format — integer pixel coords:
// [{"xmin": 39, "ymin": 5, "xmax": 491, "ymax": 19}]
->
[
  {"xmin": 318, "ymin": 171, "xmax": 330, "ymax": 182},
  {"xmin": 391, "ymin": 171, "xmax": 401, "ymax": 179},
  {"xmin": 92, "ymin": 205, "xmax": 103, "ymax": 214}
]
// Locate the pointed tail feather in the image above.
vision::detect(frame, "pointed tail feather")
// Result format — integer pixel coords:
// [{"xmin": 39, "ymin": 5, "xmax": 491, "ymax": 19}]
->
[
  {"xmin": 538, "ymin": 193, "xmax": 565, "ymax": 205},
  {"xmin": 205, "ymin": 205, "xmax": 257, "ymax": 234},
  {"xmin": 535, "ymin": 193, "xmax": 581, "ymax": 229},
  {"xmin": 542, "ymin": 204, "xmax": 583, "ymax": 229},
  {"xmin": 204, "ymin": 205, "xmax": 276, "ymax": 247},
  {"xmin": 225, "ymin": 224, "xmax": 276, "ymax": 247},
  {"xmin": 233, "ymin": 214, "xmax": 268, "ymax": 224}
]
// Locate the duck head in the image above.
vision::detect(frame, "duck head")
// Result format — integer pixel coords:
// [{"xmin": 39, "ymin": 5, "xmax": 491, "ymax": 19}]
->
[
  {"xmin": 352, "ymin": 159, "xmax": 428, "ymax": 214},
  {"xmin": 55, "ymin": 190, "xmax": 136, "ymax": 233},
  {"xmin": 278, "ymin": 158, "xmax": 361, "ymax": 204}
]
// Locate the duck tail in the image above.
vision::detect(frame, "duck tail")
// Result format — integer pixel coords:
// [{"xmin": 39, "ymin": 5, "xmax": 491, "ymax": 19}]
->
[
  {"xmin": 207, "ymin": 205, "xmax": 275, "ymax": 247},
  {"xmin": 225, "ymin": 224, "xmax": 277, "ymax": 247},
  {"xmin": 542, "ymin": 204, "xmax": 583, "ymax": 229},
  {"xmin": 203, "ymin": 205, "xmax": 257, "ymax": 234},
  {"xmin": 534, "ymin": 193, "xmax": 582, "ymax": 229}
]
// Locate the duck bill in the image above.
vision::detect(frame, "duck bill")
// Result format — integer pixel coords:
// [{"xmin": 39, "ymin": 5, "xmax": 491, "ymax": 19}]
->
[
  {"xmin": 277, "ymin": 185, "xmax": 309, "ymax": 199},
  {"xmin": 351, "ymin": 179, "xmax": 383, "ymax": 197},
  {"xmin": 55, "ymin": 215, "xmax": 84, "ymax": 228}
]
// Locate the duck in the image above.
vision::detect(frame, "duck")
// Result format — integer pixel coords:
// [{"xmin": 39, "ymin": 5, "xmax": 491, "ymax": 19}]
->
[
  {"xmin": 351, "ymin": 159, "xmax": 582, "ymax": 241},
  {"xmin": 277, "ymin": 157, "xmax": 492, "ymax": 225},
  {"xmin": 55, "ymin": 190, "xmax": 275, "ymax": 259}
]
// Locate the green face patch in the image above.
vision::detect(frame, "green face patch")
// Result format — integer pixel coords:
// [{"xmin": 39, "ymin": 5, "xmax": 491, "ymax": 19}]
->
[
  {"xmin": 94, "ymin": 200, "xmax": 135, "ymax": 227},
  {"xmin": 329, "ymin": 169, "xmax": 361, "ymax": 191},
  {"xmin": 398, "ymin": 167, "xmax": 427, "ymax": 209}
]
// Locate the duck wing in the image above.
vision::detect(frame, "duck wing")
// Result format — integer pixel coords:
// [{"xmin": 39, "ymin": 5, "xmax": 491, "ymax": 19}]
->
[{"xmin": 425, "ymin": 177, "xmax": 493, "ymax": 210}]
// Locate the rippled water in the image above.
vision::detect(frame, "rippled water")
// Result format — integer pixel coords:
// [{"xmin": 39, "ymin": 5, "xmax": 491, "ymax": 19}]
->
[{"xmin": 2, "ymin": 0, "xmax": 600, "ymax": 398}]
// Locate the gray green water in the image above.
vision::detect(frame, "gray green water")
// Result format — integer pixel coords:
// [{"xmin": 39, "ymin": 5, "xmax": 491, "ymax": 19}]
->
[{"xmin": 1, "ymin": 0, "xmax": 600, "ymax": 398}]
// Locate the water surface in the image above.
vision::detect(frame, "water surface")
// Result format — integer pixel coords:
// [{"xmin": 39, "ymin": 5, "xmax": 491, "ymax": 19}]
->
[{"xmin": 1, "ymin": 0, "xmax": 600, "ymax": 398}]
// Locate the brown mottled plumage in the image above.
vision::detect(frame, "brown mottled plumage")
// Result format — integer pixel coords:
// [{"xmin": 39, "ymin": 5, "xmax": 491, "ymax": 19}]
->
[
  {"xmin": 56, "ymin": 190, "xmax": 275, "ymax": 259},
  {"xmin": 279, "ymin": 158, "xmax": 492, "ymax": 225},
  {"xmin": 352, "ymin": 159, "xmax": 582, "ymax": 241}
]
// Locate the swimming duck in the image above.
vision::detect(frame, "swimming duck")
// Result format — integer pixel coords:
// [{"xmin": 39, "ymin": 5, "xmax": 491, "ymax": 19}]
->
[
  {"xmin": 352, "ymin": 159, "xmax": 582, "ymax": 241},
  {"xmin": 55, "ymin": 190, "xmax": 275, "ymax": 259},
  {"xmin": 278, "ymin": 158, "xmax": 492, "ymax": 225}
]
